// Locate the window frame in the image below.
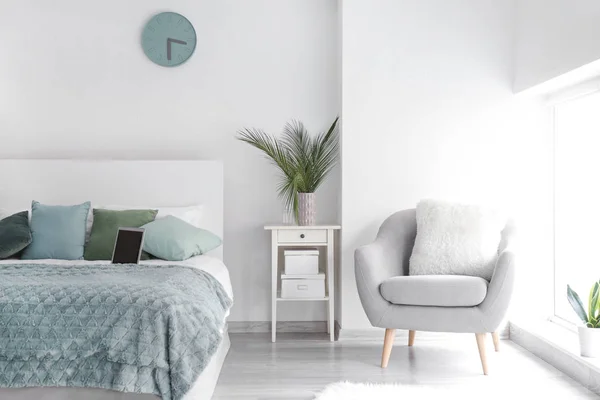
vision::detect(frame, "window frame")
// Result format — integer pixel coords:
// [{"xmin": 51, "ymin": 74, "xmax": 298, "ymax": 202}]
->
[{"xmin": 550, "ymin": 78, "xmax": 600, "ymax": 324}]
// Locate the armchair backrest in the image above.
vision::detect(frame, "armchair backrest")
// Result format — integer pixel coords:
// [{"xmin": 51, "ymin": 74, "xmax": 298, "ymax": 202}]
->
[
  {"xmin": 498, "ymin": 217, "xmax": 517, "ymax": 254},
  {"xmin": 377, "ymin": 208, "xmax": 516, "ymax": 276},
  {"xmin": 376, "ymin": 209, "xmax": 417, "ymax": 276}
]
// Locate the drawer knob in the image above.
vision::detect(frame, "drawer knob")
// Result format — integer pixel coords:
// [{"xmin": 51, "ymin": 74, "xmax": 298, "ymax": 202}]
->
[{"xmin": 300, "ymin": 234, "xmax": 305, "ymax": 239}]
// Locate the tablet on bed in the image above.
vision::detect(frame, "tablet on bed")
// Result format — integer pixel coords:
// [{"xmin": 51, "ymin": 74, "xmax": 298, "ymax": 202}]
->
[{"xmin": 111, "ymin": 227, "xmax": 145, "ymax": 264}]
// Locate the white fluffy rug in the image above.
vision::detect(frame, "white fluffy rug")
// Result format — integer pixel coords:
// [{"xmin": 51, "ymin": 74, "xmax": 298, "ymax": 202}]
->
[
  {"xmin": 313, "ymin": 381, "xmax": 539, "ymax": 399},
  {"xmin": 314, "ymin": 382, "xmax": 437, "ymax": 399}
]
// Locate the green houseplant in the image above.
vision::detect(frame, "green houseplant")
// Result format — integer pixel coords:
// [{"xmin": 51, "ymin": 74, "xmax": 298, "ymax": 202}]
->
[
  {"xmin": 237, "ymin": 117, "xmax": 339, "ymax": 225},
  {"xmin": 567, "ymin": 282, "xmax": 600, "ymax": 357}
]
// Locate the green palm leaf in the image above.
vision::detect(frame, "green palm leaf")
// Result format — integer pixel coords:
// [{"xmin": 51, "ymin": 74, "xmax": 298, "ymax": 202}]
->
[{"xmin": 237, "ymin": 117, "xmax": 339, "ymax": 222}]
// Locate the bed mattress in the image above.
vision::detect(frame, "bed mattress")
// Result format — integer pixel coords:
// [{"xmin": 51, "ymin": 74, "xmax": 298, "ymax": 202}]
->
[{"xmin": 0, "ymin": 256, "xmax": 233, "ymax": 400}]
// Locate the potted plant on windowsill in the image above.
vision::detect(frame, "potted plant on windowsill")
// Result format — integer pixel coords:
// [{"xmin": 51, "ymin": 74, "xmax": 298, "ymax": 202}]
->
[
  {"xmin": 567, "ymin": 282, "xmax": 600, "ymax": 357},
  {"xmin": 236, "ymin": 117, "xmax": 339, "ymax": 225}
]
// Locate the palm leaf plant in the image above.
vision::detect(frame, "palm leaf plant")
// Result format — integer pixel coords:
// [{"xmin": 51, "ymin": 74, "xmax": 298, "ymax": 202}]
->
[
  {"xmin": 236, "ymin": 117, "xmax": 339, "ymax": 223},
  {"xmin": 567, "ymin": 281, "xmax": 600, "ymax": 328}
]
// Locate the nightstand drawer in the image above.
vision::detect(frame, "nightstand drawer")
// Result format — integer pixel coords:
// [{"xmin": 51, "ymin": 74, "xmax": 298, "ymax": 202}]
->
[{"xmin": 278, "ymin": 229, "xmax": 327, "ymax": 244}]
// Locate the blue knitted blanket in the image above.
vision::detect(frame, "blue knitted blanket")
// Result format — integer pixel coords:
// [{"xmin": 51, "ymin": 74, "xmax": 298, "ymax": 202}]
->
[{"xmin": 0, "ymin": 263, "xmax": 232, "ymax": 400}]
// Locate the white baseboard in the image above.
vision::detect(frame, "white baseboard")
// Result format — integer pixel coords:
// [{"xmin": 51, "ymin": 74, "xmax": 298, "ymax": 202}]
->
[
  {"xmin": 227, "ymin": 320, "xmax": 509, "ymax": 342},
  {"xmin": 228, "ymin": 321, "xmax": 329, "ymax": 333}
]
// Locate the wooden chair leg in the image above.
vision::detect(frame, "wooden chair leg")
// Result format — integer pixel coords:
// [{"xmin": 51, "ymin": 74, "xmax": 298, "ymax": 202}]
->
[
  {"xmin": 408, "ymin": 330, "xmax": 416, "ymax": 346},
  {"xmin": 381, "ymin": 328, "xmax": 396, "ymax": 368},
  {"xmin": 491, "ymin": 331, "xmax": 500, "ymax": 352},
  {"xmin": 475, "ymin": 333, "xmax": 488, "ymax": 375}
]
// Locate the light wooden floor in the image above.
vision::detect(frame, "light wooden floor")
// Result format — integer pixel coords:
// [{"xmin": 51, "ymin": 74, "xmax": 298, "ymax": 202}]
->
[{"xmin": 214, "ymin": 332, "xmax": 599, "ymax": 399}]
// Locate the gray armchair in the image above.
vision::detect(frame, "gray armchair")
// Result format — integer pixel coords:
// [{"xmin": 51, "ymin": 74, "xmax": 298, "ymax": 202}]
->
[{"xmin": 355, "ymin": 209, "xmax": 516, "ymax": 375}]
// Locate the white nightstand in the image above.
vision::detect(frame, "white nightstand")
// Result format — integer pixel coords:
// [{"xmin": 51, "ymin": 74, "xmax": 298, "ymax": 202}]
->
[{"xmin": 265, "ymin": 224, "xmax": 341, "ymax": 342}]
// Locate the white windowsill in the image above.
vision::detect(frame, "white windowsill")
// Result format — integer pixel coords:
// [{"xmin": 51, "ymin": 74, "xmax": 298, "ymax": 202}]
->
[{"xmin": 510, "ymin": 318, "xmax": 600, "ymax": 394}]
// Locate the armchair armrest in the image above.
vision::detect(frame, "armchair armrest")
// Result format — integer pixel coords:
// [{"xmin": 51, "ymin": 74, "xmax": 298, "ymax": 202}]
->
[
  {"xmin": 478, "ymin": 248, "xmax": 516, "ymax": 331},
  {"xmin": 355, "ymin": 241, "xmax": 393, "ymax": 326},
  {"xmin": 355, "ymin": 209, "xmax": 417, "ymax": 327}
]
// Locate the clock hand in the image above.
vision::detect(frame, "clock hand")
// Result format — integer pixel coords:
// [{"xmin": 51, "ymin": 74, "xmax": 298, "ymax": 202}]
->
[{"xmin": 166, "ymin": 38, "xmax": 188, "ymax": 61}]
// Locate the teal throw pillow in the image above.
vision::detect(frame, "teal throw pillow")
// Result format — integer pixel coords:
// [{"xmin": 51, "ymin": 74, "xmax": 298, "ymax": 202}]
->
[
  {"xmin": 0, "ymin": 211, "xmax": 32, "ymax": 259},
  {"xmin": 21, "ymin": 201, "xmax": 91, "ymax": 260},
  {"xmin": 142, "ymin": 215, "xmax": 222, "ymax": 261}
]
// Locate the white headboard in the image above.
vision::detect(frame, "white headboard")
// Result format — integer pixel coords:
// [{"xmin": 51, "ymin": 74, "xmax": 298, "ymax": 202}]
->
[{"xmin": 0, "ymin": 159, "xmax": 224, "ymax": 260}]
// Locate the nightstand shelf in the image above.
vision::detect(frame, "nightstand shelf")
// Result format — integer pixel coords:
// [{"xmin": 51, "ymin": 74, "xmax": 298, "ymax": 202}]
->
[{"xmin": 265, "ymin": 225, "xmax": 340, "ymax": 342}]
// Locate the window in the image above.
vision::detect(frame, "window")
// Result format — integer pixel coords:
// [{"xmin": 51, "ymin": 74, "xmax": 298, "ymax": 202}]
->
[{"xmin": 554, "ymin": 89, "xmax": 600, "ymax": 323}]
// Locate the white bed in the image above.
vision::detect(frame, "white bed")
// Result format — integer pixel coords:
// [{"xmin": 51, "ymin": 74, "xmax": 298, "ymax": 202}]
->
[{"xmin": 0, "ymin": 160, "xmax": 231, "ymax": 400}]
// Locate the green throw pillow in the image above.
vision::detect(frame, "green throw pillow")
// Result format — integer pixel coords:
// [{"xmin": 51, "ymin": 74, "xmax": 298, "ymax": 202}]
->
[
  {"xmin": 85, "ymin": 209, "xmax": 158, "ymax": 261},
  {"xmin": 142, "ymin": 215, "xmax": 222, "ymax": 261},
  {"xmin": 0, "ymin": 211, "xmax": 32, "ymax": 259}
]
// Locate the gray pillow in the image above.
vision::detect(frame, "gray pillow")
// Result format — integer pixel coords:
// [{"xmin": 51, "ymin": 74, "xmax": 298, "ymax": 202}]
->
[
  {"xmin": 0, "ymin": 211, "xmax": 32, "ymax": 259},
  {"xmin": 142, "ymin": 215, "xmax": 222, "ymax": 261}
]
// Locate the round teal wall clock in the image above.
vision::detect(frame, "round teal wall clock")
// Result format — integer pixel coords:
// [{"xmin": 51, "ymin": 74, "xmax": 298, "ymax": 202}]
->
[{"xmin": 142, "ymin": 12, "xmax": 197, "ymax": 67}]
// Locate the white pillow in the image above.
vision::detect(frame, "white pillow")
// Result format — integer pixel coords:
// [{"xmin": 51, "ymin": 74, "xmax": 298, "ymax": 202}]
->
[
  {"xmin": 85, "ymin": 204, "xmax": 204, "ymax": 242},
  {"xmin": 408, "ymin": 199, "xmax": 506, "ymax": 280}
]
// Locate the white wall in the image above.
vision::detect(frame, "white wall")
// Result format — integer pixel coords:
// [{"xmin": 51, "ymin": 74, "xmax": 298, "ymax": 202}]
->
[
  {"xmin": 340, "ymin": 0, "xmax": 553, "ymax": 329},
  {"xmin": 0, "ymin": 0, "xmax": 340, "ymax": 322},
  {"xmin": 515, "ymin": 0, "xmax": 600, "ymax": 92}
]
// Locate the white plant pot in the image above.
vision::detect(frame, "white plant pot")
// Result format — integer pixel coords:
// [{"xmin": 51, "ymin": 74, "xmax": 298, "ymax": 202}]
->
[
  {"xmin": 578, "ymin": 326, "xmax": 600, "ymax": 357},
  {"xmin": 297, "ymin": 193, "xmax": 316, "ymax": 226}
]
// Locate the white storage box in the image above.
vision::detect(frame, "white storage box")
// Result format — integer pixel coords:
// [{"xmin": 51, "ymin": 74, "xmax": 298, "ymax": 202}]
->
[
  {"xmin": 284, "ymin": 249, "xmax": 319, "ymax": 275},
  {"xmin": 281, "ymin": 273, "xmax": 325, "ymax": 299}
]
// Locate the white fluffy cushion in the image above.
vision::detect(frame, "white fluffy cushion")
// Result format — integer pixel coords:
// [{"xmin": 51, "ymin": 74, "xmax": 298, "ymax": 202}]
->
[{"xmin": 408, "ymin": 199, "xmax": 506, "ymax": 280}]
